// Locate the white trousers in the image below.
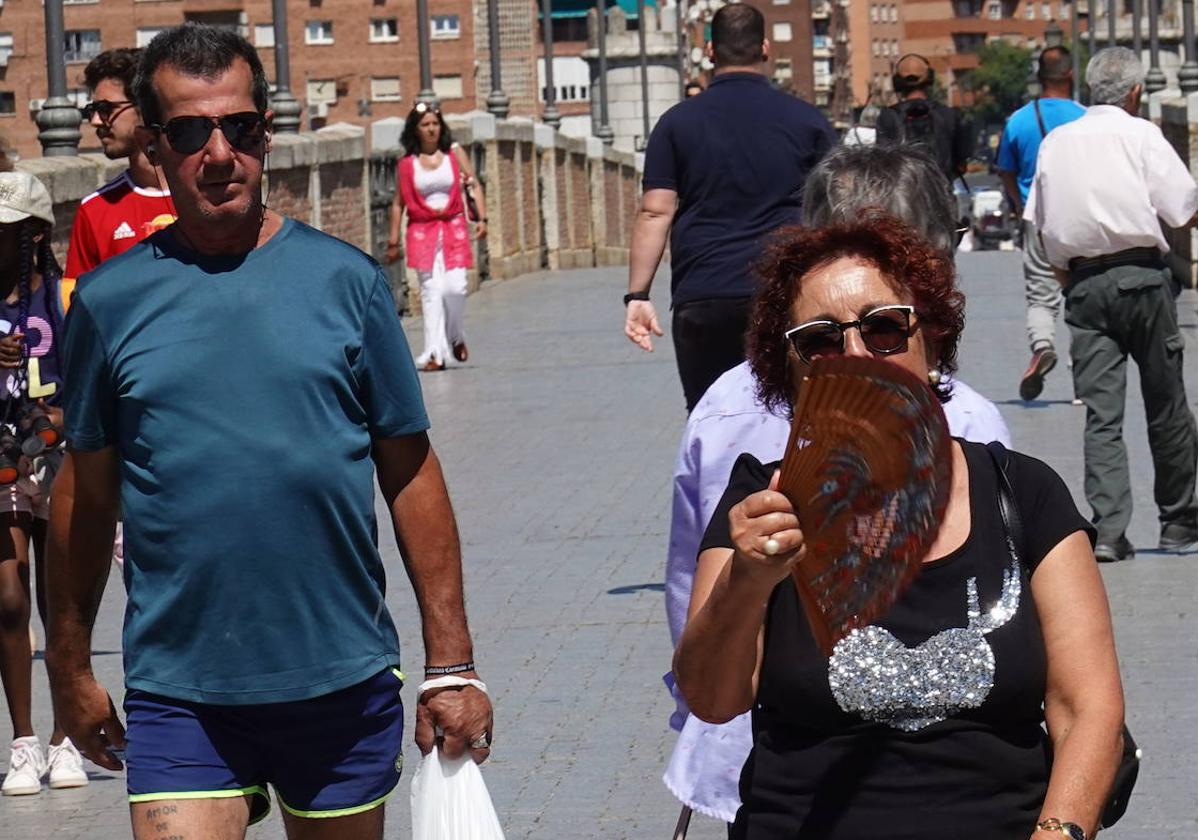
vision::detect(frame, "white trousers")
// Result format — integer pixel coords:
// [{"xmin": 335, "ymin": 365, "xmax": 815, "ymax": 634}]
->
[{"xmin": 415, "ymin": 239, "xmax": 468, "ymax": 366}]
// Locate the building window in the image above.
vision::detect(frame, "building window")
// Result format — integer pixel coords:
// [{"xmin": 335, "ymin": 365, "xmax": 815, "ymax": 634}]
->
[
  {"xmin": 871, "ymin": 4, "xmax": 879, "ymax": 21},
  {"xmin": 136, "ymin": 28, "xmax": 165, "ymax": 48},
  {"xmin": 987, "ymin": 1, "xmax": 1003, "ymax": 18},
  {"xmin": 0, "ymin": 91, "xmax": 14, "ymax": 116},
  {"xmin": 306, "ymin": 79, "xmax": 336, "ymax": 105},
  {"xmin": 0, "ymin": 33, "xmax": 12, "ymax": 67},
  {"xmin": 63, "ymin": 0, "xmax": 100, "ymax": 5},
  {"xmin": 1042, "ymin": 1, "xmax": 1052, "ymax": 17},
  {"xmin": 772, "ymin": 22, "xmax": 793, "ymax": 42},
  {"xmin": 873, "ymin": 38, "xmax": 881, "ymax": 57},
  {"xmin": 370, "ymin": 18, "xmax": 399, "ymax": 43},
  {"xmin": 890, "ymin": 4, "xmax": 899, "ymax": 21},
  {"xmin": 773, "ymin": 0, "xmax": 792, "ymax": 4},
  {"xmin": 64, "ymin": 30, "xmax": 102, "ymax": 63},
  {"xmin": 370, "ymin": 77, "xmax": 402, "ymax": 102},
  {"xmin": 1025, "ymin": 3, "xmax": 1036, "ymax": 17},
  {"xmin": 433, "ymin": 75, "xmax": 463, "ymax": 100},
  {"xmin": 431, "ymin": 15, "xmax": 461, "ymax": 40},
  {"xmin": 305, "ymin": 20, "xmax": 334, "ymax": 45},
  {"xmin": 774, "ymin": 57, "xmax": 793, "ymax": 81},
  {"xmin": 254, "ymin": 24, "xmax": 275, "ymax": 48}
]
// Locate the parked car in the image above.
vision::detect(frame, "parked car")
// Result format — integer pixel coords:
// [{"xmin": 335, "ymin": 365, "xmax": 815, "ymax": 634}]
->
[{"xmin": 970, "ymin": 187, "xmax": 1015, "ymax": 250}]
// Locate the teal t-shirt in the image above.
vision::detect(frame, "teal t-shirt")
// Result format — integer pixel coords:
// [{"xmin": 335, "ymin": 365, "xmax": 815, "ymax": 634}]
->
[
  {"xmin": 63, "ymin": 218, "xmax": 429, "ymax": 705},
  {"xmin": 996, "ymin": 98, "xmax": 1086, "ymax": 203}
]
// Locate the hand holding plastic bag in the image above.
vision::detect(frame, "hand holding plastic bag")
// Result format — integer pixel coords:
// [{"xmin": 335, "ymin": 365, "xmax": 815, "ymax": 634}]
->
[{"xmin": 410, "ymin": 745, "xmax": 505, "ymax": 840}]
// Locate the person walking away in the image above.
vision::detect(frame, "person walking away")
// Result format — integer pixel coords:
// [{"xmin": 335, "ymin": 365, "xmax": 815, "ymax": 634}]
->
[
  {"xmin": 64, "ymin": 49, "xmax": 176, "ymax": 312},
  {"xmin": 1026, "ymin": 47, "xmax": 1198, "ymax": 562},
  {"xmin": 876, "ymin": 54, "xmax": 973, "ymax": 187},
  {"xmin": 624, "ymin": 2, "xmax": 835, "ymax": 412},
  {"xmin": 0, "ymin": 172, "xmax": 86, "ymax": 795},
  {"xmin": 996, "ymin": 46, "xmax": 1085, "ymax": 401},
  {"xmin": 47, "ymin": 25, "xmax": 493, "ymax": 840},
  {"xmin": 385, "ymin": 103, "xmax": 487, "ymax": 372}
]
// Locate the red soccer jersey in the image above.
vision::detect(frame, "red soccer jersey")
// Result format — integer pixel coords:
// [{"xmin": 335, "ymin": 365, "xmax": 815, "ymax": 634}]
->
[{"xmin": 62, "ymin": 170, "xmax": 176, "ymax": 310}]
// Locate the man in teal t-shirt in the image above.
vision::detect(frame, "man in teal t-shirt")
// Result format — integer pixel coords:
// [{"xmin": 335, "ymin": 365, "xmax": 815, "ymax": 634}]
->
[
  {"xmin": 46, "ymin": 24, "xmax": 493, "ymax": 840},
  {"xmin": 997, "ymin": 45, "xmax": 1086, "ymax": 401}
]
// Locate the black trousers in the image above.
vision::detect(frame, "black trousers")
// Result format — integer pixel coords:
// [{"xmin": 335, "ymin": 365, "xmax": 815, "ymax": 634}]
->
[{"xmin": 672, "ymin": 297, "xmax": 754, "ymax": 413}]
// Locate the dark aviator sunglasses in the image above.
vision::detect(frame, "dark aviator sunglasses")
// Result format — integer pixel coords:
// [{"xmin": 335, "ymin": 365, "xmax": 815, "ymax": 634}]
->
[
  {"xmin": 784, "ymin": 305, "xmax": 916, "ymax": 364},
  {"xmin": 81, "ymin": 100, "xmax": 134, "ymax": 124},
  {"xmin": 150, "ymin": 112, "xmax": 267, "ymax": 156}
]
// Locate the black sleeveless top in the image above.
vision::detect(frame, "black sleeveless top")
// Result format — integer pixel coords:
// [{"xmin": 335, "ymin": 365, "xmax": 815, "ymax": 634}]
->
[{"xmin": 699, "ymin": 441, "xmax": 1094, "ymax": 840}]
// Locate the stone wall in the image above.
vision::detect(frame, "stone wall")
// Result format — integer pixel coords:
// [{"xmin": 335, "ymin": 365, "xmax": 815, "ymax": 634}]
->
[
  {"xmin": 19, "ymin": 115, "xmax": 644, "ymax": 314},
  {"xmin": 1156, "ymin": 94, "xmax": 1198, "ymax": 287}
]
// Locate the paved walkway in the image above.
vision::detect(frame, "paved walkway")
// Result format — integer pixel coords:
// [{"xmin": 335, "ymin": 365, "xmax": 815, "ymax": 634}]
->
[{"xmin": 3, "ymin": 252, "xmax": 1196, "ymax": 839}]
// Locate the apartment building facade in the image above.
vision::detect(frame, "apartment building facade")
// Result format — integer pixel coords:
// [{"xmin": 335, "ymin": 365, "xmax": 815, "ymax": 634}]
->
[{"xmin": 0, "ymin": 0, "xmax": 479, "ymax": 161}]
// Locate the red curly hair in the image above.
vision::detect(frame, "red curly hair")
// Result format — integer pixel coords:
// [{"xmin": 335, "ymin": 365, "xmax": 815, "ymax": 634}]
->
[{"xmin": 747, "ymin": 214, "xmax": 965, "ymax": 416}]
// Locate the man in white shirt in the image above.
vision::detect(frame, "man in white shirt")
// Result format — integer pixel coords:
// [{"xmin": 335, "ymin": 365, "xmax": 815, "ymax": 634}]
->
[{"xmin": 1027, "ymin": 47, "xmax": 1198, "ymax": 562}]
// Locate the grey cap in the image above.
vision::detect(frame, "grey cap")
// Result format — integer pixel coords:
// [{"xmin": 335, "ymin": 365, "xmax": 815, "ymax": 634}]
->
[{"xmin": 0, "ymin": 171, "xmax": 55, "ymax": 226}]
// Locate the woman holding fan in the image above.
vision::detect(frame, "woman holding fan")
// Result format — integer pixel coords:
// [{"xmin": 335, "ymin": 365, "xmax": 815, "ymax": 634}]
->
[
  {"xmin": 673, "ymin": 215, "xmax": 1124, "ymax": 840},
  {"xmin": 385, "ymin": 102, "xmax": 486, "ymax": 371}
]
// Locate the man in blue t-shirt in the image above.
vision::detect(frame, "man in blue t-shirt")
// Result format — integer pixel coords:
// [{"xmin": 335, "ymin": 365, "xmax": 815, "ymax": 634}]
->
[
  {"xmin": 46, "ymin": 25, "xmax": 493, "ymax": 840},
  {"xmin": 623, "ymin": 2, "xmax": 835, "ymax": 412},
  {"xmin": 996, "ymin": 46, "xmax": 1085, "ymax": 401}
]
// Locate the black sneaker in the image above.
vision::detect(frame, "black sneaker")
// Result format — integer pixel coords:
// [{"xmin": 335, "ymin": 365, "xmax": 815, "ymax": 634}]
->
[
  {"xmin": 1159, "ymin": 521, "xmax": 1198, "ymax": 552},
  {"xmin": 1019, "ymin": 347, "xmax": 1058, "ymax": 401},
  {"xmin": 1094, "ymin": 535, "xmax": 1135, "ymax": 563}
]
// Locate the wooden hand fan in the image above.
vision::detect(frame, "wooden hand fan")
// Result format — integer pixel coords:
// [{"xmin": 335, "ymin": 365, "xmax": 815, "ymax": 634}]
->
[{"xmin": 778, "ymin": 355, "xmax": 952, "ymax": 655}]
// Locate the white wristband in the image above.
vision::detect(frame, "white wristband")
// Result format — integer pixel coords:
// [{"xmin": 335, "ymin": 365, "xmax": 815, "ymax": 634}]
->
[{"xmin": 417, "ymin": 675, "xmax": 488, "ymax": 697}]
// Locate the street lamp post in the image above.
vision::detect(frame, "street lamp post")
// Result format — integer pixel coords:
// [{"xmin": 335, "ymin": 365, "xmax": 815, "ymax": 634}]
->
[
  {"xmin": 637, "ymin": 0, "xmax": 651, "ymax": 148},
  {"xmin": 270, "ymin": 0, "xmax": 301, "ymax": 133},
  {"xmin": 36, "ymin": 0, "xmax": 82, "ymax": 156},
  {"xmin": 677, "ymin": 0, "xmax": 687, "ymax": 100},
  {"xmin": 596, "ymin": 0, "xmax": 615, "ymax": 145},
  {"xmin": 1071, "ymin": 0, "xmax": 1081, "ymax": 99},
  {"xmin": 1107, "ymin": 0, "xmax": 1116, "ymax": 45},
  {"xmin": 486, "ymin": 0, "xmax": 511, "ymax": 117},
  {"xmin": 540, "ymin": 0, "xmax": 562, "ymax": 128},
  {"xmin": 1088, "ymin": 0, "xmax": 1097, "ymax": 55},
  {"xmin": 1132, "ymin": 0, "xmax": 1143, "ymax": 56},
  {"xmin": 415, "ymin": 0, "xmax": 437, "ymax": 104},
  {"xmin": 1181, "ymin": 0, "xmax": 1198, "ymax": 93},
  {"xmin": 1146, "ymin": 0, "xmax": 1167, "ymax": 91}
]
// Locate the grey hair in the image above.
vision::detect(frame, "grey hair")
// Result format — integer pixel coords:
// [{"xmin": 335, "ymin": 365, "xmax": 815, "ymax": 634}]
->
[
  {"xmin": 1086, "ymin": 47, "xmax": 1145, "ymax": 106},
  {"xmin": 802, "ymin": 144, "xmax": 957, "ymax": 254}
]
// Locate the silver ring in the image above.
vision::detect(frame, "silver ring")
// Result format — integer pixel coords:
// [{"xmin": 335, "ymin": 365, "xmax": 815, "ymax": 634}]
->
[
  {"xmin": 470, "ymin": 730, "xmax": 492, "ymax": 750},
  {"xmin": 763, "ymin": 537, "xmax": 782, "ymax": 556}
]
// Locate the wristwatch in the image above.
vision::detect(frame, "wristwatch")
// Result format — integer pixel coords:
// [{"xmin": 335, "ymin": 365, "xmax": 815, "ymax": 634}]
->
[
  {"xmin": 623, "ymin": 290, "xmax": 651, "ymax": 306},
  {"xmin": 1036, "ymin": 818, "xmax": 1087, "ymax": 840}
]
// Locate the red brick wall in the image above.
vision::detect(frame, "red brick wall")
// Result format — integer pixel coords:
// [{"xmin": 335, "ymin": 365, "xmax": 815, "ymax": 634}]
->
[
  {"xmin": 604, "ymin": 161, "xmax": 621, "ymax": 248},
  {"xmin": 571, "ymin": 153, "xmax": 590, "ymax": 250},
  {"xmin": 319, "ymin": 160, "xmax": 366, "ymax": 250},
  {"xmin": 519, "ymin": 142, "xmax": 539, "ymax": 252},
  {"xmin": 497, "ymin": 140, "xmax": 519, "ymax": 259},
  {"xmin": 267, "ymin": 167, "xmax": 313, "ymax": 225}
]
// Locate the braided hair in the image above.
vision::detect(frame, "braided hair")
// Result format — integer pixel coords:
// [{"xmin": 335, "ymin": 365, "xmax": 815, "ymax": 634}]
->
[{"xmin": 9, "ymin": 220, "xmax": 64, "ymax": 396}]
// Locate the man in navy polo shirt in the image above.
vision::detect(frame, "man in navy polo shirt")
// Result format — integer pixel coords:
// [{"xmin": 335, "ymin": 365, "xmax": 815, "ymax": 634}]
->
[{"xmin": 623, "ymin": 2, "xmax": 835, "ymax": 412}]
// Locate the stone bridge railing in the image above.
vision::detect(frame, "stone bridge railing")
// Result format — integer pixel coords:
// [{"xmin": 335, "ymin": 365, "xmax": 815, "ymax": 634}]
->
[
  {"xmin": 15, "ymin": 114, "xmax": 643, "ymax": 315},
  {"xmin": 1156, "ymin": 92, "xmax": 1198, "ymax": 286}
]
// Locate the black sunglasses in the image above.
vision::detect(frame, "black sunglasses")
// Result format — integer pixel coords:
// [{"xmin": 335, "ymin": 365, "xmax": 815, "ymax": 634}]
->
[
  {"xmin": 151, "ymin": 112, "xmax": 267, "ymax": 156},
  {"xmin": 785, "ymin": 305, "xmax": 916, "ymax": 363},
  {"xmin": 82, "ymin": 100, "xmax": 134, "ymax": 124}
]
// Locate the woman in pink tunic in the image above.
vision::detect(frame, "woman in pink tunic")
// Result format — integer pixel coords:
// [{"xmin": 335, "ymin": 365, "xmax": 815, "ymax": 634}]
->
[{"xmin": 386, "ymin": 103, "xmax": 487, "ymax": 371}]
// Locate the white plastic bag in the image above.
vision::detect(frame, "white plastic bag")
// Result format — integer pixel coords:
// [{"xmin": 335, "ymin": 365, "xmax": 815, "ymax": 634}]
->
[{"xmin": 410, "ymin": 746, "xmax": 505, "ymax": 840}]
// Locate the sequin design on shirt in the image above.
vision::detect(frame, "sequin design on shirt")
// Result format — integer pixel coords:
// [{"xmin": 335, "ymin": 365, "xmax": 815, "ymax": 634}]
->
[{"xmin": 827, "ymin": 560, "xmax": 1022, "ymax": 732}]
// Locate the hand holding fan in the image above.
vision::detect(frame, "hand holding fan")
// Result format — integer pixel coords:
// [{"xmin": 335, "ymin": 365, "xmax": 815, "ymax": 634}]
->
[{"xmin": 777, "ymin": 355, "xmax": 952, "ymax": 655}]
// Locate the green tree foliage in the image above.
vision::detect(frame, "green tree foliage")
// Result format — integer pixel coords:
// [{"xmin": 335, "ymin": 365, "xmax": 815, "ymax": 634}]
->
[{"xmin": 962, "ymin": 41, "xmax": 1034, "ymax": 126}]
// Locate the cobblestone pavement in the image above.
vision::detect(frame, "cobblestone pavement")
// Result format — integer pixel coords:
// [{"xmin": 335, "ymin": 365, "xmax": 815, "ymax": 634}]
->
[{"xmin": 3, "ymin": 251, "xmax": 1196, "ymax": 839}]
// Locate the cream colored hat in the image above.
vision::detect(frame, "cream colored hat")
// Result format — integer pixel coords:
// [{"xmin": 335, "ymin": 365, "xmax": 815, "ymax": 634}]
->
[{"xmin": 0, "ymin": 171, "xmax": 55, "ymax": 226}]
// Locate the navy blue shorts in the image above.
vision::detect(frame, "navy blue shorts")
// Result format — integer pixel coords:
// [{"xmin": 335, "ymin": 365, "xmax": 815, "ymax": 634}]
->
[{"xmin": 125, "ymin": 667, "xmax": 404, "ymax": 822}]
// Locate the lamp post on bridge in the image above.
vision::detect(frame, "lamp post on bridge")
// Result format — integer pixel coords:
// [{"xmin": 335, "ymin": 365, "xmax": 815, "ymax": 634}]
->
[
  {"xmin": 1070, "ymin": 1, "xmax": 1081, "ymax": 100},
  {"xmin": 415, "ymin": 0, "xmax": 437, "ymax": 105},
  {"xmin": 269, "ymin": 0, "xmax": 301, "ymax": 134},
  {"xmin": 486, "ymin": 0, "xmax": 511, "ymax": 117},
  {"xmin": 596, "ymin": 0, "xmax": 615, "ymax": 146},
  {"xmin": 36, "ymin": 0, "xmax": 82, "ymax": 156},
  {"xmin": 1132, "ymin": 0, "xmax": 1143, "ymax": 57},
  {"xmin": 540, "ymin": 0, "xmax": 562, "ymax": 128},
  {"xmin": 1146, "ymin": 0, "xmax": 1168, "ymax": 92},
  {"xmin": 1107, "ymin": 0, "xmax": 1116, "ymax": 45},
  {"xmin": 1180, "ymin": 0, "xmax": 1198, "ymax": 93},
  {"xmin": 637, "ymin": 0, "xmax": 651, "ymax": 149},
  {"xmin": 1088, "ymin": 0, "xmax": 1097, "ymax": 55}
]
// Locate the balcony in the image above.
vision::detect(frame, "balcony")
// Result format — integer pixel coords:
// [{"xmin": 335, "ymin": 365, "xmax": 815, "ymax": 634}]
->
[
  {"xmin": 813, "ymin": 1, "xmax": 831, "ymax": 18},
  {"xmin": 813, "ymin": 34, "xmax": 833, "ymax": 56}
]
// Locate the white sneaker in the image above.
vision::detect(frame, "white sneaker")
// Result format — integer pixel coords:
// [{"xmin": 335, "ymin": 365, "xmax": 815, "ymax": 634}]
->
[
  {"xmin": 47, "ymin": 738, "xmax": 88, "ymax": 789},
  {"xmin": 2, "ymin": 736, "xmax": 46, "ymax": 796}
]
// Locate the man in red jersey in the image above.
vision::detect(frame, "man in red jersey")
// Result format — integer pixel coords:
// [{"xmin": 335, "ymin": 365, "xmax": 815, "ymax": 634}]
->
[{"xmin": 64, "ymin": 49, "xmax": 176, "ymax": 310}]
